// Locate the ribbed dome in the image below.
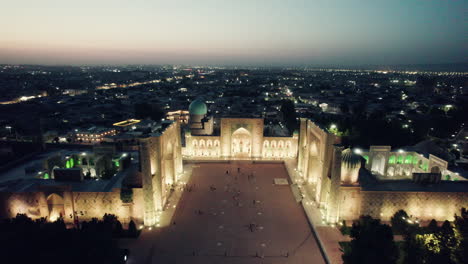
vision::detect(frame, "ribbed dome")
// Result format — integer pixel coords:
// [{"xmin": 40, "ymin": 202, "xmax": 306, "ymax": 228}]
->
[
  {"xmin": 189, "ymin": 99, "xmax": 207, "ymax": 115},
  {"xmin": 342, "ymin": 149, "xmax": 362, "ymax": 168}
]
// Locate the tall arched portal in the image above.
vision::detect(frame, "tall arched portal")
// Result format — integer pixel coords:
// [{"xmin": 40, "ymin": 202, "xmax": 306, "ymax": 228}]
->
[
  {"xmin": 371, "ymin": 154, "xmax": 386, "ymax": 175},
  {"xmin": 231, "ymin": 127, "xmax": 252, "ymax": 158},
  {"xmin": 47, "ymin": 193, "xmax": 64, "ymax": 221}
]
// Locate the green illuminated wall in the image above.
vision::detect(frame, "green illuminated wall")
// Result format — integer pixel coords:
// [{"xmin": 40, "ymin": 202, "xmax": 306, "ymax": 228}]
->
[
  {"xmin": 389, "ymin": 155, "xmax": 396, "ymax": 164},
  {"xmin": 404, "ymin": 155, "xmax": 413, "ymax": 164},
  {"xmin": 397, "ymin": 156, "xmax": 403, "ymax": 164},
  {"xmin": 422, "ymin": 162, "xmax": 429, "ymax": 171}
]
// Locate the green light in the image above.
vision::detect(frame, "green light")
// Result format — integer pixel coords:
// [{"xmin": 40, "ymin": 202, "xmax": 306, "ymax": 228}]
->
[
  {"xmin": 404, "ymin": 155, "xmax": 413, "ymax": 164},
  {"xmin": 388, "ymin": 155, "xmax": 396, "ymax": 164},
  {"xmin": 363, "ymin": 155, "xmax": 369, "ymax": 164},
  {"xmin": 412, "ymin": 158, "xmax": 418, "ymax": 165},
  {"xmin": 422, "ymin": 162, "xmax": 429, "ymax": 171},
  {"xmin": 397, "ymin": 156, "xmax": 403, "ymax": 164},
  {"xmin": 65, "ymin": 160, "xmax": 71, "ymax": 168},
  {"xmin": 44, "ymin": 173, "xmax": 49, "ymax": 179},
  {"xmin": 70, "ymin": 158, "xmax": 74, "ymax": 168},
  {"xmin": 114, "ymin": 161, "xmax": 120, "ymax": 167}
]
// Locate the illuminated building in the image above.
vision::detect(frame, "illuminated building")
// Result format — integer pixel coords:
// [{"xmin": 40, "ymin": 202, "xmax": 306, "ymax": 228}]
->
[
  {"xmin": 297, "ymin": 119, "xmax": 468, "ymax": 224},
  {"xmin": 0, "ymin": 100, "xmax": 467, "ymax": 228},
  {"xmin": 74, "ymin": 127, "xmax": 117, "ymax": 143},
  {"xmin": 113, "ymin": 119, "xmax": 141, "ymax": 128},
  {"xmin": 166, "ymin": 110, "xmax": 189, "ymax": 124}
]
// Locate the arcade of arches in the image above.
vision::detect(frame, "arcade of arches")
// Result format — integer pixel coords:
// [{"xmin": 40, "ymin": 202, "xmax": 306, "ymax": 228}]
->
[{"xmin": 1, "ymin": 117, "xmax": 467, "ymax": 228}]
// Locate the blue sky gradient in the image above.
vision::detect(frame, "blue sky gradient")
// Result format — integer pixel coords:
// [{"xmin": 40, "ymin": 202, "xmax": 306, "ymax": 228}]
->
[{"xmin": 0, "ymin": 0, "xmax": 466, "ymax": 65}]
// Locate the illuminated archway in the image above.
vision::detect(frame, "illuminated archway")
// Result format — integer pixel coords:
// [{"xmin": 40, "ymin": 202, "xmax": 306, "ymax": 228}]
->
[
  {"xmin": 47, "ymin": 193, "xmax": 64, "ymax": 222},
  {"xmin": 371, "ymin": 154, "xmax": 386, "ymax": 175},
  {"xmin": 231, "ymin": 127, "xmax": 252, "ymax": 158},
  {"xmin": 307, "ymin": 141, "xmax": 320, "ymax": 184},
  {"xmin": 430, "ymin": 166, "xmax": 441, "ymax": 174}
]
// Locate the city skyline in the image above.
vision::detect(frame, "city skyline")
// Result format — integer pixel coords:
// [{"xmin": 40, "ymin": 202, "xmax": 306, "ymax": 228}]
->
[{"xmin": 1, "ymin": 0, "xmax": 466, "ymax": 66}]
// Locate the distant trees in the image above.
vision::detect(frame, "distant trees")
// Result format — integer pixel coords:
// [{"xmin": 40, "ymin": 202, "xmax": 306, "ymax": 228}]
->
[{"xmin": 342, "ymin": 216, "xmax": 399, "ymax": 264}]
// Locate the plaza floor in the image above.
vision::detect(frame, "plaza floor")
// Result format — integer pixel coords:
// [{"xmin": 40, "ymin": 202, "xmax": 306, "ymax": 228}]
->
[{"xmin": 123, "ymin": 161, "xmax": 326, "ymax": 264}]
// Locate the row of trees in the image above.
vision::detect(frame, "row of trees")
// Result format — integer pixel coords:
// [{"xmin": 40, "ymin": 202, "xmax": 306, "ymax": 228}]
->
[
  {"xmin": 0, "ymin": 213, "xmax": 138, "ymax": 264},
  {"xmin": 342, "ymin": 208, "xmax": 468, "ymax": 264}
]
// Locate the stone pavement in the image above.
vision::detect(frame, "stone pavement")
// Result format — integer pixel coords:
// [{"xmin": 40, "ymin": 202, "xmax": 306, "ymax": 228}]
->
[{"xmin": 121, "ymin": 162, "xmax": 326, "ymax": 264}]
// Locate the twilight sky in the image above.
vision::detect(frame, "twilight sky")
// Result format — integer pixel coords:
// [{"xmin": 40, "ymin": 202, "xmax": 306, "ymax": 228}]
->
[{"xmin": 0, "ymin": 0, "xmax": 466, "ymax": 66}]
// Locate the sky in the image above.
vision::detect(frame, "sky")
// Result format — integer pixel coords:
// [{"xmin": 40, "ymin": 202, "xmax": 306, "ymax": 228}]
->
[{"xmin": 0, "ymin": 0, "xmax": 466, "ymax": 66}]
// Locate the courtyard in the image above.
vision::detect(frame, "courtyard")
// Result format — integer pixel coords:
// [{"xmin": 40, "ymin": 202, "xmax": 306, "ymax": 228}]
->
[{"xmin": 124, "ymin": 161, "xmax": 325, "ymax": 264}]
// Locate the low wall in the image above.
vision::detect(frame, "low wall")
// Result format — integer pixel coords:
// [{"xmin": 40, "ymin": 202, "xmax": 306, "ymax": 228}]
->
[{"xmin": 360, "ymin": 191, "xmax": 468, "ymax": 221}]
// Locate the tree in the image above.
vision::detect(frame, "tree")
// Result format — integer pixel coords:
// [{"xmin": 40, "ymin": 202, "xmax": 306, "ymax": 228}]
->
[
  {"xmin": 1, "ymin": 213, "xmax": 123, "ymax": 264},
  {"xmin": 128, "ymin": 220, "xmax": 138, "ymax": 237},
  {"xmin": 427, "ymin": 219, "xmax": 439, "ymax": 233},
  {"xmin": 342, "ymin": 215, "xmax": 399, "ymax": 264},
  {"xmin": 438, "ymin": 220, "xmax": 457, "ymax": 263},
  {"xmin": 391, "ymin": 209, "xmax": 410, "ymax": 234},
  {"xmin": 403, "ymin": 225, "xmax": 424, "ymax": 264},
  {"xmin": 454, "ymin": 208, "xmax": 468, "ymax": 264}
]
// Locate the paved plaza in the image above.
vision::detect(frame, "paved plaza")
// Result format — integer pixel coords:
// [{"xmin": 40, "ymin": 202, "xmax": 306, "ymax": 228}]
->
[{"xmin": 124, "ymin": 162, "xmax": 326, "ymax": 264}]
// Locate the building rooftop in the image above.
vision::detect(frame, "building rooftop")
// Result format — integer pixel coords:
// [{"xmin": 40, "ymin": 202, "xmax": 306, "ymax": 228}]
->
[
  {"xmin": 0, "ymin": 149, "xmax": 138, "ymax": 192},
  {"xmin": 359, "ymin": 168, "xmax": 468, "ymax": 193}
]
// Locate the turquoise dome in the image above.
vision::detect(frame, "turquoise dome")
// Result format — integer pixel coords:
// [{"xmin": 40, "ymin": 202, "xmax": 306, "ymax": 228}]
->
[
  {"xmin": 342, "ymin": 149, "xmax": 362, "ymax": 168},
  {"xmin": 189, "ymin": 99, "xmax": 207, "ymax": 115}
]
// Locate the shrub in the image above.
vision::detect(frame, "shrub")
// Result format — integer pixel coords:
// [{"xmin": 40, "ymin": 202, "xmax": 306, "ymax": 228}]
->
[{"xmin": 391, "ymin": 210, "xmax": 410, "ymax": 234}]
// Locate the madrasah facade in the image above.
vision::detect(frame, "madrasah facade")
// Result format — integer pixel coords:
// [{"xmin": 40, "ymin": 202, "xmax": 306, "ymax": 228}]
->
[{"xmin": 1, "ymin": 99, "xmax": 467, "ymax": 226}]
